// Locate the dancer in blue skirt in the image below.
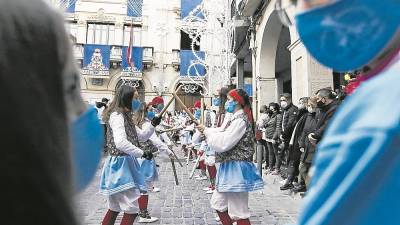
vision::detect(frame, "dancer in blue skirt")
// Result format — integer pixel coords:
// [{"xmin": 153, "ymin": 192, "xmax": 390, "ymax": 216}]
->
[
  {"xmin": 197, "ymin": 89, "xmax": 264, "ymax": 225},
  {"xmin": 135, "ymin": 102, "xmax": 173, "ymax": 223},
  {"xmin": 99, "ymin": 85, "xmax": 161, "ymax": 225}
]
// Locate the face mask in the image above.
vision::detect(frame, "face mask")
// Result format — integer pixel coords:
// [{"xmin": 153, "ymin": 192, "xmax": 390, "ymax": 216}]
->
[
  {"xmin": 70, "ymin": 107, "xmax": 103, "ymax": 192},
  {"xmin": 131, "ymin": 99, "xmax": 141, "ymax": 112},
  {"xmin": 156, "ymin": 104, "xmax": 164, "ymax": 112},
  {"xmin": 295, "ymin": 0, "xmax": 400, "ymax": 72},
  {"xmin": 281, "ymin": 101, "xmax": 288, "ymax": 109},
  {"xmin": 317, "ymin": 99, "xmax": 326, "ymax": 108},
  {"xmin": 298, "ymin": 104, "xmax": 306, "ymax": 109},
  {"xmin": 194, "ymin": 109, "xmax": 201, "ymax": 120},
  {"xmin": 307, "ymin": 107, "xmax": 315, "ymax": 113},
  {"xmin": 225, "ymin": 100, "xmax": 237, "ymax": 113},
  {"xmin": 147, "ymin": 111, "xmax": 156, "ymax": 120},
  {"xmin": 213, "ymin": 98, "xmax": 221, "ymax": 106}
]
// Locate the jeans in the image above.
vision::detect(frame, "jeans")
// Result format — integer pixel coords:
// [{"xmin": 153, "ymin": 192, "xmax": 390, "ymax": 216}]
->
[{"xmin": 267, "ymin": 141, "xmax": 281, "ymax": 170}]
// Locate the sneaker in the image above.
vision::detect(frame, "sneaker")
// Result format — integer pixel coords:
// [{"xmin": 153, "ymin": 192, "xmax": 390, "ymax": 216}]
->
[
  {"xmin": 202, "ymin": 186, "xmax": 212, "ymax": 191},
  {"xmin": 292, "ymin": 184, "xmax": 307, "ymax": 193},
  {"xmin": 138, "ymin": 216, "xmax": 159, "ymax": 223},
  {"xmin": 215, "ymin": 216, "xmax": 220, "ymax": 222},
  {"xmin": 280, "ymin": 182, "xmax": 294, "ymax": 191},
  {"xmin": 152, "ymin": 187, "xmax": 160, "ymax": 193},
  {"xmin": 193, "ymin": 175, "xmax": 201, "ymax": 179},
  {"xmin": 138, "ymin": 210, "xmax": 159, "ymax": 223},
  {"xmin": 195, "ymin": 176, "xmax": 208, "ymax": 180},
  {"xmin": 271, "ymin": 170, "xmax": 280, "ymax": 175},
  {"xmin": 206, "ymin": 189, "xmax": 214, "ymax": 194}
]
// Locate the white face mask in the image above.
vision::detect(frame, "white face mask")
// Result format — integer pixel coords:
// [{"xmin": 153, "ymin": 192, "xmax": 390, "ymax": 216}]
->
[
  {"xmin": 281, "ymin": 101, "xmax": 288, "ymax": 109},
  {"xmin": 307, "ymin": 106, "xmax": 315, "ymax": 113}
]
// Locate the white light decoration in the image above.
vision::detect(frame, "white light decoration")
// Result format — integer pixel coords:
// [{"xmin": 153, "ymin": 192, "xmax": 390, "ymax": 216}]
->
[{"xmin": 180, "ymin": 0, "xmax": 235, "ymax": 96}]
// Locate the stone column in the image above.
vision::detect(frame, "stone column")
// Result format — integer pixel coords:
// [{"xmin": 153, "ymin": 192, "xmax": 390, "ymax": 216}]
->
[
  {"xmin": 289, "ymin": 40, "xmax": 333, "ymax": 102},
  {"xmin": 258, "ymin": 77, "xmax": 278, "ymax": 107},
  {"xmin": 76, "ymin": 19, "xmax": 87, "ymax": 44},
  {"xmin": 114, "ymin": 21, "xmax": 124, "ymax": 46},
  {"xmin": 236, "ymin": 58, "xmax": 244, "ymax": 89}
]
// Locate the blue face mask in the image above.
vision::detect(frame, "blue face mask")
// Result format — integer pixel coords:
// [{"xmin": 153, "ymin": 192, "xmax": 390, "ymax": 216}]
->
[
  {"xmin": 147, "ymin": 111, "xmax": 156, "ymax": 120},
  {"xmin": 213, "ymin": 98, "xmax": 221, "ymax": 106},
  {"xmin": 225, "ymin": 100, "xmax": 237, "ymax": 113},
  {"xmin": 194, "ymin": 109, "xmax": 201, "ymax": 120},
  {"xmin": 156, "ymin": 104, "xmax": 164, "ymax": 112},
  {"xmin": 70, "ymin": 107, "xmax": 103, "ymax": 192},
  {"xmin": 295, "ymin": 0, "xmax": 400, "ymax": 72},
  {"xmin": 131, "ymin": 99, "xmax": 141, "ymax": 112}
]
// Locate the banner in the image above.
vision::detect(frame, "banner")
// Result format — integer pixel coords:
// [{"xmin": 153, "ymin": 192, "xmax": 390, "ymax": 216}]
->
[
  {"xmin": 244, "ymin": 84, "xmax": 253, "ymax": 97},
  {"xmin": 82, "ymin": 45, "xmax": 111, "ymax": 76},
  {"xmin": 180, "ymin": 50, "xmax": 206, "ymax": 76},
  {"xmin": 181, "ymin": 0, "xmax": 204, "ymax": 19},
  {"xmin": 127, "ymin": 0, "xmax": 143, "ymax": 17},
  {"xmin": 60, "ymin": 0, "xmax": 76, "ymax": 13},
  {"xmin": 122, "ymin": 46, "xmax": 143, "ymax": 72}
]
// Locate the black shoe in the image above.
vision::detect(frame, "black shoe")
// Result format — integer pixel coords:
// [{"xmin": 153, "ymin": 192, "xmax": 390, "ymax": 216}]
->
[
  {"xmin": 293, "ymin": 184, "xmax": 307, "ymax": 193},
  {"xmin": 280, "ymin": 183, "xmax": 294, "ymax": 191},
  {"xmin": 156, "ymin": 164, "xmax": 160, "ymax": 167}
]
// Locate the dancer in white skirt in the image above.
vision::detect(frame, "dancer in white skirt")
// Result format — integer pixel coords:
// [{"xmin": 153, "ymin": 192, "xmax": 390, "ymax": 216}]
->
[
  {"xmin": 99, "ymin": 85, "xmax": 162, "ymax": 225},
  {"xmin": 197, "ymin": 89, "xmax": 264, "ymax": 225}
]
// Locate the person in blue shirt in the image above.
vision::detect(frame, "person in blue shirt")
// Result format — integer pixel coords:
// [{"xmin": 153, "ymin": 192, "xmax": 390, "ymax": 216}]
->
[{"xmin": 275, "ymin": 0, "xmax": 400, "ymax": 224}]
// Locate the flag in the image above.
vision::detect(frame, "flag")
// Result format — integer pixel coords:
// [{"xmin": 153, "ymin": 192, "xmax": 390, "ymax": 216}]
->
[{"xmin": 126, "ymin": 20, "xmax": 134, "ymax": 69}]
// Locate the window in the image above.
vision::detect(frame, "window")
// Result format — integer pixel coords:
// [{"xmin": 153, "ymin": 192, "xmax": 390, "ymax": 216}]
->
[
  {"xmin": 123, "ymin": 25, "xmax": 141, "ymax": 46},
  {"xmin": 87, "ymin": 23, "xmax": 115, "ymax": 45}
]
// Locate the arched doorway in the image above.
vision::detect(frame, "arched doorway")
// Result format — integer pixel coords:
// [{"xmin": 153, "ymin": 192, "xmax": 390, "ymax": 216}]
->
[
  {"xmin": 175, "ymin": 83, "xmax": 203, "ymax": 112},
  {"xmin": 256, "ymin": 10, "xmax": 292, "ymax": 107},
  {"xmin": 115, "ymin": 79, "xmax": 146, "ymax": 102}
]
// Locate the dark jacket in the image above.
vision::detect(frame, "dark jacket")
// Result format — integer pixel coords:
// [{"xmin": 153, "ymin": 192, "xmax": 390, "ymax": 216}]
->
[
  {"xmin": 281, "ymin": 104, "xmax": 299, "ymax": 140},
  {"xmin": 263, "ymin": 112, "xmax": 282, "ymax": 140},
  {"xmin": 299, "ymin": 112, "xmax": 318, "ymax": 163},
  {"xmin": 313, "ymin": 100, "xmax": 340, "ymax": 141}
]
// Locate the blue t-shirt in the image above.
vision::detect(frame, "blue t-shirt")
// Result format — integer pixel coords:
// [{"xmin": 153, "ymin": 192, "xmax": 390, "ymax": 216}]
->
[{"xmin": 299, "ymin": 56, "xmax": 400, "ymax": 225}]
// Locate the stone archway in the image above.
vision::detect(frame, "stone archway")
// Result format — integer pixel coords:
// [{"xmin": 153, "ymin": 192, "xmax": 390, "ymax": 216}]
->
[
  {"xmin": 174, "ymin": 82, "xmax": 203, "ymax": 112},
  {"xmin": 256, "ymin": 9, "xmax": 292, "ymax": 107}
]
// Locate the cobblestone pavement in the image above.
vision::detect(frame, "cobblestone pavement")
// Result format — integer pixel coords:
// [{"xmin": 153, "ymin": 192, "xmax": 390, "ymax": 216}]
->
[{"xmin": 76, "ymin": 147, "xmax": 301, "ymax": 225}]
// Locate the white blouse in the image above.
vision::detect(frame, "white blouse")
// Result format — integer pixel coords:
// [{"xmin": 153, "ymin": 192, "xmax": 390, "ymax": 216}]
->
[
  {"xmin": 149, "ymin": 132, "xmax": 173, "ymax": 157},
  {"xmin": 109, "ymin": 112, "xmax": 155, "ymax": 158},
  {"xmin": 203, "ymin": 110, "xmax": 246, "ymax": 153}
]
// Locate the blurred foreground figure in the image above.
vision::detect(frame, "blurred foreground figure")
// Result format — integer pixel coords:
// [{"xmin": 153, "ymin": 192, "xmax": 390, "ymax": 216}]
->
[
  {"xmin": 0, "ymin": 0, "xmax": 103, "ymax": 224},
  {"xmin": 277, "ymin": 0, "xmax": 400, "ymax": 224}
]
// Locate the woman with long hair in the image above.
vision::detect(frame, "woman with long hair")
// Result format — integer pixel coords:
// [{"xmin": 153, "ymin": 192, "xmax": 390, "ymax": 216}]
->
[
  {"xmin": 100, "ymin": 85, "xmax": 161, "ymax": 225},
  {"xmin": 0, "ymin": 0, "xmax": 103, "ymax": 224},
  {"xmin": 197, "ymin": 89, "xmax": 264, "ymax": 225},
  {"xmin": 134, "ymin": 102, "xmax": 173, "ymax": 222}
]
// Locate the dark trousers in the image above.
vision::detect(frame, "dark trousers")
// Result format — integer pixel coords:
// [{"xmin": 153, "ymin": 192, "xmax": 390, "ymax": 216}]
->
[
  {"xmin": 287, "ymin": 148, "xmax": 302, "ymax": 182},
  {"xmin": 258, "ymin": 139, "xmax": 269, "ymax": 168},
  {"xmin": 299, "ymin": 162, "xmax": 311, "ymax": 186},
  {"xmin": 267, "ymin": 141, "xmax": 281, "ymax": 170}
]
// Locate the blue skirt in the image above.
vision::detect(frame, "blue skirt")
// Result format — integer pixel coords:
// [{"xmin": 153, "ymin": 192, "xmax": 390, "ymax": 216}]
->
[
  {"xmin": 216, "ymin": 161, "xmax": 264, "ymax": 192},
  {"xmin": 138, "ymin": 158, "xmax": 159, "ymax": 183},
  {"xmin": 99, "ymin": 155, "xmax": 147, "ymax": 195}
]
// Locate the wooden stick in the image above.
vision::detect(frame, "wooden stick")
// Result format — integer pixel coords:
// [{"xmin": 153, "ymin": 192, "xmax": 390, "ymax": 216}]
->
[
  {"xmin": 200, "ymin": 97, "xmax": 204, "ymax": 124},
  {"xmin": 172, "ymin": 92, "xmax": 200, "ymax": 125},
  {"xmin": 170, "ymin": 149, "xmax": 183, "ymax": 167},
  {"xmin": 159, "ymin": 86, "xmax": 182, "ymax": 117},
  {"xmin": 159, "ymin": 127, "xmax": 183, "ymax": 134},
  {"xmin": 171, "ymin": 158, "xmax": 179, "ymax": 185},
  {"xmin": 189, "ymin": 154, "xmax": 201, "ymax": 179}
]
